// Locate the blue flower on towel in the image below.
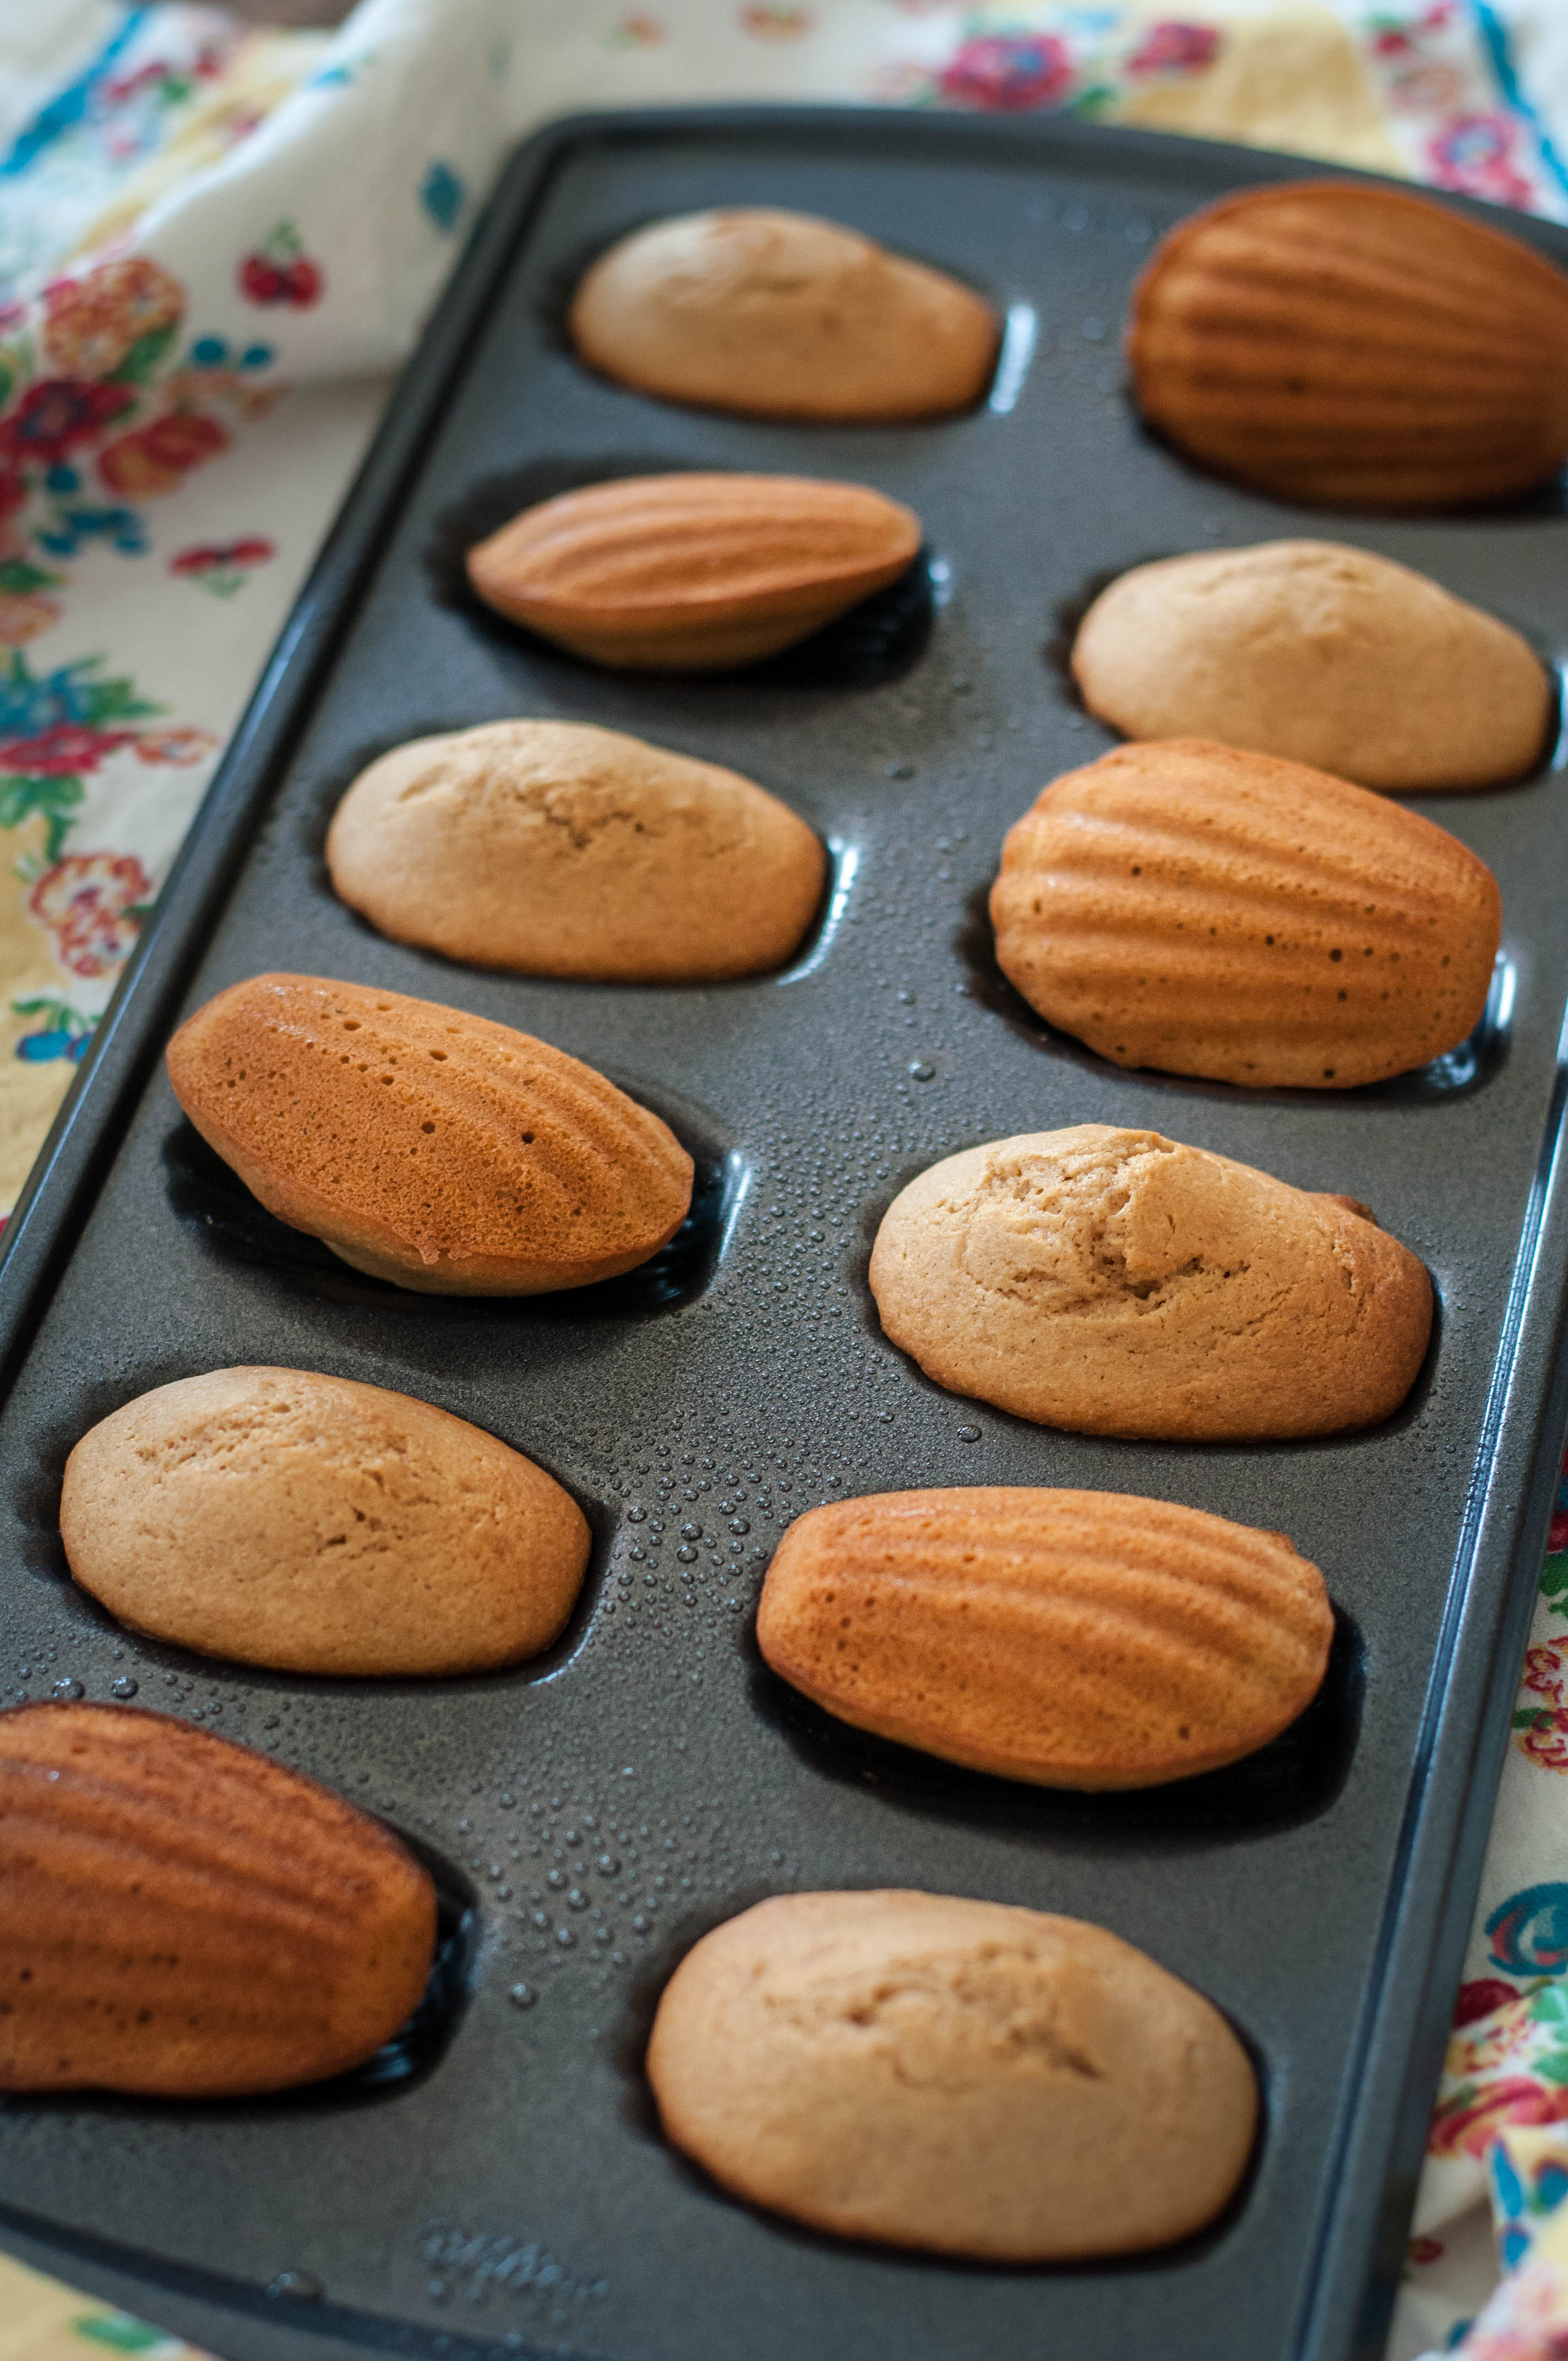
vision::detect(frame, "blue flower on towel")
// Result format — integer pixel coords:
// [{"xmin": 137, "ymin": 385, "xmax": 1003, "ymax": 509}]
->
[
  {"xmin": 420, "ymin": 161, "xmax": 465, "ymax": 235},
  {"xmin": 1489, "ymin": 1884, "xmax": 1568, "ymax": 1977}
]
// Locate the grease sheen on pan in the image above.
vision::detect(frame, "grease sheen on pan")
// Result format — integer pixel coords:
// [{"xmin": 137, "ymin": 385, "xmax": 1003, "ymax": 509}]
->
[{"xmin": 327, "ymin": 720, "xmax": 826, "ymax": 982}]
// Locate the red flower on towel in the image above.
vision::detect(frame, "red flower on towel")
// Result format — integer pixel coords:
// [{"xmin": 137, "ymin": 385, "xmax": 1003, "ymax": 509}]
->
[
  {"xmin": 0, "ymin": 380, "xmax": 135, "ymax": 467},
  {"xmin": 98, "ymin": 409, "xmax": 228, "ymax": 496},
  {"xmin": 28, "ymin": 852, "xmax": 151, "ymax": 980},
  {"xmin": 1126, "ymin": 23, "xmax": 1221, "ymax": 77},
  {"xmin": 0, "ymin": 723, "xmax": 136, "ymax": 776},
  {"xmin": 938, "ymin": 34, "xmax": 1074, "ymax": 112},
  {"xmin": 1432, "ymin": 2073, "xmax": 1568, "ymax": 2158}
]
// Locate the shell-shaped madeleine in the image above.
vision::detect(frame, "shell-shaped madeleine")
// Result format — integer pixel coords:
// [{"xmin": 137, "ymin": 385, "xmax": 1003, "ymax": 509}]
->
[
  {"xmin": 326, "ymin": 720, "xmax": 826, "ymax": 982},
  {"xmin": 62, "ymin": 1367, "xmax": 591, "ymax": 1677},
  {"xmin": 0, "ymin": 1702, "xmax": 435, "ymax": 2095},
  {"xmin": 1128, "ymin": 179, "xmax": 1568, "ymax": 510},
  {"xmin": 165, "ymin": 973, "xmax": 694, "ymax": 1293},
  {"xmin": 868, "ymin": 1124, "xmax": 1433, "ymax": 1441},
  {"xmin": 989, "ymin": 739, "xmax": 1501, "ymax": 1089},
  {"xmin": 465, "ymin": 472, "xmax": 921, "ymax": 671},
  {"xmin": 1071, "ymin": 541, "xmax": 1551, "ymax": 793},
  {"xmin": 647, "ymin": 1890, "xmax": 1259, "ymax": 2260},
  {"xmin": 758, "ymin": 1488, "xmax": 1333, "ymax": 1788},
  {"xmin": 569, "ymin": 208, "xmax": 999, "ymax": 422}
]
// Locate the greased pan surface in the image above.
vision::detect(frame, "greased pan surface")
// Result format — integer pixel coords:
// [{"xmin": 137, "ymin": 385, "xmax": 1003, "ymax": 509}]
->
[{"xmin": 2, "ymin": 108, "xmax": 1568, "ymax": 2361}]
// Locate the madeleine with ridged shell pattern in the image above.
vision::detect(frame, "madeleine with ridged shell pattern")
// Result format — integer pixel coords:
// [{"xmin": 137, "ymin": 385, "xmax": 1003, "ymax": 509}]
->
[
  {"xmin": 465, "ymin": 472, "xmax": 922, "ymax": 671},
  {"xmin": 758, "ymin": 1488, "xmax": 1334, "ymax": 1789},
  {"xmin": 1128, "ymin": 179, "xmax": 1568, "ymax": 510},
  {"xmin": 0, "ymin": 1702, "xmax": 436, "ymax": 2096},
  {"xmin": 165, "ymin": 974, "xmax": 694, "ymax": 1293},
  {"xmin": 646, "ymin": 1889, "xmax": 1259, "ymax": 2261},
  {"xmin": 568, "ymin": 208, "xmax": 1000, "ymax": 422},
  {"xmin": 989, "ymin": 739, "xmax": 1501, "ymax": 1089},
  {"xmin": 868, "ymin": 1124, "xmax": 1433, "ymax": 1441}
]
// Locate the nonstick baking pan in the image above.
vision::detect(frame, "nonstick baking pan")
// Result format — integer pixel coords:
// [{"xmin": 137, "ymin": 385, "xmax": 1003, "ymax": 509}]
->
[{"xmin": 2, "ymin": 104, "xmax": 1568, "ymax": 2361}]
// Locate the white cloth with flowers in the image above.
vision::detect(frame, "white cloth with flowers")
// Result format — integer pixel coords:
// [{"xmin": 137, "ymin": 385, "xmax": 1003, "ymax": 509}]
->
[{"xmin": 3, "ymin": 6, "xmax": 1568, "ymax": 2359}]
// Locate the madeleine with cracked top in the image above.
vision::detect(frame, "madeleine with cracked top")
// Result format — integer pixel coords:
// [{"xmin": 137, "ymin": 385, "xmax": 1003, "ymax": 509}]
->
[
  {"xmin": 61, "ymin": 1367, "xmax": 591, "ymax": 1678},
  {"xmin": 1070, "ymin": 542, "xmax": 1552, "ymax": 794},
  {"xmin": 869, "ymin": 1124, "xmax": 1432, "ymax": 1442},
  {"xmin": 569, "ymin": 206, "xmax": 1001, "ymax": 422},
  {"xmin": 646, "ymin": 1889, "xmax": 1259, "ymax": 2260},
  {"xmin": 326, "ymin": 719, "xmax": 826, "ymax": 982}
]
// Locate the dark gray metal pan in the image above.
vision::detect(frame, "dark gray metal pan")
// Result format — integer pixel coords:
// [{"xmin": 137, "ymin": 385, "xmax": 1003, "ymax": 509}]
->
[{"xmin": 2, "ymin": 105, "xmax": 1567, "ymax": 2361}]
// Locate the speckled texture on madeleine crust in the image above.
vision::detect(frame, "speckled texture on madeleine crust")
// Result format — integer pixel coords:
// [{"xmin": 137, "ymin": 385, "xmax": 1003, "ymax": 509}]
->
[
  {"xmin": 868, "ymin": 1125, "xmax": 1432, "ymax": 1442},
  {"xmin": 1128, "ymin": 179, "xmax": 1568, "ymax": 512},
  {"xmin": 61, "ymin": 1367, "xmax": 591, "ymax": 1678},
  {"xmin": 326, "ymin": 720, "xmax": 826, "ymax": 982},
  {"xmin": 989, "ymin": 739, "xmax": 1501, "ymax": 1089},
  {"xmin": 757, "ymin": 1488, "xmax": 1333, "ymax": 1789},
  {"xmin": 465, "ymin": 472, "xmax": 922, "ymax": 671},
  {"xmin": 646, "ymin": 1889, "xmax": 1258, "ymax": 2260},
  {"xmin": 1071, "ymin": 542, "xmax": 1551, "ymax": 793},
  {"xmin": 165, "ymin": 973, "xmax": 694, "ymax": 1293},
  {"xmin": 569, "ymin": 208, "xmax": 999, "ymax": 423},
  {"xmin": 0, "ymin": 1702, "xmax": 435, "ymax": 2096}
]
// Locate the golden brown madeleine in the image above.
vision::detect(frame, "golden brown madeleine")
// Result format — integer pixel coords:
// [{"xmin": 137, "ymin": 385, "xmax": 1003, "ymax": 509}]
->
[
  {"xmin": 569, "ymin": 208, "xmax": 999, "ymax": 422},
  {"xmin": 646, "ymin": 1889, "xmax": 1258, "ymax": 2260},
  {"xmin": 0, "ymin": 1701, "xmax": 435, "ymax": 2096},
  {"xmin": 1127, "ymin": 178, "xmax": 1568, "ymax": 510},
  {"xmin": 989, "ymin": 739, "xmax": 1501, "ymax": 1089},
  {"xmin": 758, "ymin": 1488, "xmax": 1333, "ymax": 1788},
  {"xmin": 165, "ymin": 973, "xmax": 693, "ymax": 1294},
  {"xmin": 326, "ymin": 720, "xmax": 826, "ymax": 982},
  {"xmin": 868, "ymin": 1124, "xmax": 1432, "ymax": 1441},
  {"xmin": 465, "ymin": 472, "xmax": 921, "ymax": 671},
  {"xmin": 62, "ymin": 1367, "xmax": 591, "ymax": 1677},
  {"xmin": 1072, "ymin": 542, "xmax": 1551, "ymax": 792}
]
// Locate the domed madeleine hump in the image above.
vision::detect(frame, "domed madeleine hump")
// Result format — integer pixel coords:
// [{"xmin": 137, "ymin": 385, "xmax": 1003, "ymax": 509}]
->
[
  {"xmin": 325, "ymin": 720, "xmax": 826, "ymax": 982},
  {"xmin": 868, "ymin": 1124, "xmax": 1433, "ymax": 1441},
  {"xmin": 646, "ymin": 1889, "xmax": 1259, "ymax": 2260},
  {"xmin": 165, "ymin": 973, "xmax": 694, "ymax": 1293},
  {"xmin": 568, "ymin": 207, "xmax": 999, "ymax": 422},
  {"xmin": 758, "ymin": 1488, "xmax": 1333, "ymax": 1788},
  {"xmin": 465, "ymin": 472, "xmax": 922, "ymax": 671},
  {"xmin": 1128, "ymin": 179, "xmax": 1568, "ymax": 510},
  {"xmin": 0, "ymin": 1702, "xmax": 436, "ymax": 2096},
  {"xmin": 61, "ymin": 1367, "xmax": 592, "ymax": 1677},
  {"xmin": 1071, "ymin": 542, "xmax": 1551, "ymax": 793},
  {"xmin": 989, "ymin": 739, "xmax": 1501, "ymax": 1089}
]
